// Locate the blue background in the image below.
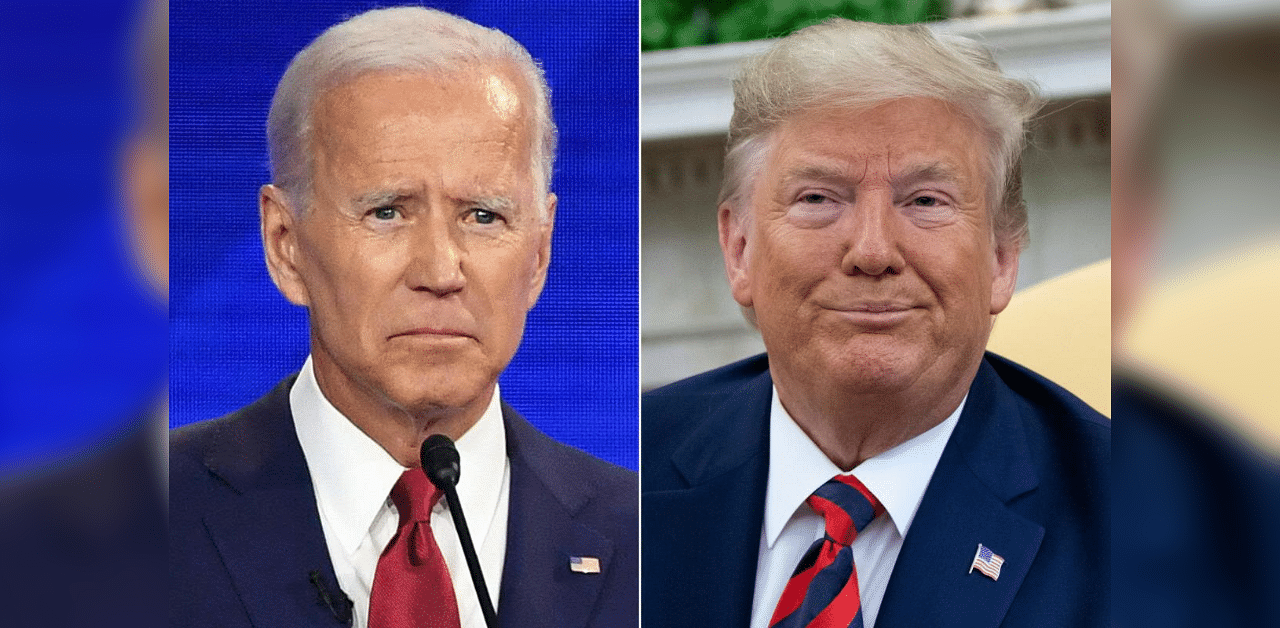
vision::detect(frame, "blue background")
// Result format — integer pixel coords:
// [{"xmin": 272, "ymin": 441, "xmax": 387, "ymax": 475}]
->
[
  {"xmin": 0, "ymin": 0, "xmax": 167, "ymax": 472},
  {"xmin": 170, "ymin": 1, "xmax": 639, "ymax": 470}
]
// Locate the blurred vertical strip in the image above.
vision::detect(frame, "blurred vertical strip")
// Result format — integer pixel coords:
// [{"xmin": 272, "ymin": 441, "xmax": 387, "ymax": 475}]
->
[
  {"xmin": 1113, "ymin": 0, "xmax": 1280, "ymax": 625},
  {"xmin": 0, "ymin": 0, "xmax": 167, "ymax": 625},
  {"xmin": 0, "ymin": 0, "xmax": 167, "ymax": 470}
]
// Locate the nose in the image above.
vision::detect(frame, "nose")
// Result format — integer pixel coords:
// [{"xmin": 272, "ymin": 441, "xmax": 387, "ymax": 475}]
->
[
  {"xmin": 839, "ymin": 194, "xmax": 903, "ymax": 277},
  {"xmin": 405, "ymin": 216, "xmax": 465, "ymax": 296}
]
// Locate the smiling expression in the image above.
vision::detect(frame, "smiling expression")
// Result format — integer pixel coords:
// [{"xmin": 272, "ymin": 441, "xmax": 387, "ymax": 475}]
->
[{"xmin": 723, "ymin": 97, "xmax": 1019, "ymax": 400}]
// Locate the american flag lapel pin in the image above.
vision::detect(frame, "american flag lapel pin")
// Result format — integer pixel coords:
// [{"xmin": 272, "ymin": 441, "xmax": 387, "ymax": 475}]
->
[
  {"xmin": 969, "ymin": 543, "xmax": 1005, "ymax": 581},
  {"xmin": 569, "ymin": 556, "xmax": 601, "ymax": 574}
]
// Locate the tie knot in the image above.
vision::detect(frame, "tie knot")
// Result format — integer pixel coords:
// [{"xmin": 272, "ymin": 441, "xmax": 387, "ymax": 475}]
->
[
  {"xmin": 389, "ymin": 468, "xmax": 443, "ymax": 524},
  {"xmin": 805, "ymin": 475, "xmax": 883, "ymax": 546}
]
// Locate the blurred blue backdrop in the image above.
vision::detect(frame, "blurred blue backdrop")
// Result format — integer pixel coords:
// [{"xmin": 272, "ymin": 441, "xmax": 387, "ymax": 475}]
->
[
  {"xmin": 0, "ymin": 0, "xmax": 167, "ymax": 472},
  {"xmin": 170, "ymin": 0, "xmax": 639, "ymax": 470}
]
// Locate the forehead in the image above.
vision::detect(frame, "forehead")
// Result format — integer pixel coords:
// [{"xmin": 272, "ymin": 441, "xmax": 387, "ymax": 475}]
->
[
  {"xmin": 762, "ymin": 98, "xmax": 989, "ymax": 186},
  {"xmin": 309, "ymin": 67, "xmax": 536, "ymax": 193}
]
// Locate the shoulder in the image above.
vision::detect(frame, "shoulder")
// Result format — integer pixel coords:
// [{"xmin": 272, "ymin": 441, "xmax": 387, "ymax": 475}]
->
[
  {"xmin": 643, "ymin": 353, "xmax": 770, "ymax": 404},
  {"xmin": 1112, "ymin": 372, "xmax": 1280, "ymax": 623},
  {"xmin": 503, "ymin": 406, "xmax": 636, "ymax": 515},
  {"xmin": 640, "ymin": 354, "xmax": 773, "ymax": 493},
  {"xmin": 976, "ymin": 353, "xmax": 1110, "ymax": 539},
  {"xmin": 641, "ymin": 353, "xmax": 770, "ymax": 439},
  {"xmin": 1112, "ymin": 371, "xmax": 1279, "ymax": 515},
  {"xmin": 169, "ymin": 375, "xmax": 298, "ymax": 495},
  {"xmin": 984, "ymin": 351, "xmax": 1111, "ymax": 453}
]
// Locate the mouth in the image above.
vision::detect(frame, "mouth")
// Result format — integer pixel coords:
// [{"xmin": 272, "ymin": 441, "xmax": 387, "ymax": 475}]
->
[
  {"xmin": 826, "ymin": 303, "xmax": 918, "ymax": 328},
  {"xmin": 389, "ymin": 327, "xmax": 476, "ymax": 341},
  {"xmin": 840, "ymin": 302, "xmax": 913, "ymax": 314}
]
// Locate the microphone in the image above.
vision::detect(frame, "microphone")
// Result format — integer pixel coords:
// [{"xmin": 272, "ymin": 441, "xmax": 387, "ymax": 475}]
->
[
  {"xmin": 308, "ymin": 570, "xmax": 352, "ymax": 625},
  {"xmin": 421, "ymin": 434, "xmax": 499, "ymax": 628}
]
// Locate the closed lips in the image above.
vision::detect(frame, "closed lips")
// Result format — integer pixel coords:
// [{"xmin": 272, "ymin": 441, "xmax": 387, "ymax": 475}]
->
[
  {"xmin": 391, "ymin": 327, "xmax": 474, "ymax": 338},
  {"xmin": 839, "ymin": 303, "xmax": 913, "ymax": 313}
]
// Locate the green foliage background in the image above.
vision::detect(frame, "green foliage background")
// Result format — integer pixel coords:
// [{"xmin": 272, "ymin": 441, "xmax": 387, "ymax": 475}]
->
[{"xmin": 642, "ymin": 0, "xmax": 950, "ymax": 51}]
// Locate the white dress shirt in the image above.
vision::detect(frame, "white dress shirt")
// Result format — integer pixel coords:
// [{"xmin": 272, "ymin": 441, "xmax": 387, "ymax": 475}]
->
[
  {"xmin": 749, "ymin": 387, "xmax": 964, "ymax": 628},
  {"xmin": 292, "ymin": 357, "xmax": 510, "ymax": 628}
]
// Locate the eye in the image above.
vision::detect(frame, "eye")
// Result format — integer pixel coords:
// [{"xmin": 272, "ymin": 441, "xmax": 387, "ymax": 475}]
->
[
  {"xmin": 910, "ymin": 195, "xmax": 940, "ymax": 207},
  {"xmin": 369, "ymin": 206, "xmax": 401, "ymax": 220},
  {"xmin": 799, "ymin": 193, "xmax": 831, "ymax": 204},
  {"xmin": 469, "ymin": 208, "xmax": 501, "ymax": 225}
]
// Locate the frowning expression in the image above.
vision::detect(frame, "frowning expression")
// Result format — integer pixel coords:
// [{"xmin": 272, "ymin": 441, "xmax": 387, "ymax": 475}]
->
[{"xmin": 269, "ymin": 67, "xmax": 554, "ymax": 418}]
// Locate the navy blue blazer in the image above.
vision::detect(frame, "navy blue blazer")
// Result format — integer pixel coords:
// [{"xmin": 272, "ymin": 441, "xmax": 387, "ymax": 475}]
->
[
  {"xmin": 171, "ymin": 375, "xmax": 638, "ymax": 628},
  {"xmin": 1113, "ymin": 373, "xmax": 1280, "ymax": 627},
  {"xmin": 642, "ymin": 352, "xmax": 1110, "ymax": 628}
]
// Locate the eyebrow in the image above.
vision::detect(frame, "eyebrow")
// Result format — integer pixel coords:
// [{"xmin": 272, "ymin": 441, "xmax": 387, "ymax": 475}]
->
[
  {"xmin": 889, "ymin": 163, "xmax": 965, "ymax": 188},
  {"xmin": 780, "ymin": 161, "xmax": 966, "ymax": 187},
  {"xmin": 780, "ymin": 164, "xmax": 861, "ymax": 186},
  {"xmin": 471, "ymin": 196, "xmax": 516, "ymax": 213},
  {"xmin": 351, "ymin": 189, "xmax": 518, "ymax": 213},
  {"xmin": 352, "ymin": 189, "xmax": 415, "ymax": 207}
]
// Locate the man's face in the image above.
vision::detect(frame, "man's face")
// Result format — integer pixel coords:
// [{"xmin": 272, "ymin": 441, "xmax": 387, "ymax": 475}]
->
[
  {"xmin": 268, "ymin": 68, "xmax": 554, "ymax": 418},
  {"xmin": 722, "ymin": 98, "xmax": 1018, "ymax": 399}
]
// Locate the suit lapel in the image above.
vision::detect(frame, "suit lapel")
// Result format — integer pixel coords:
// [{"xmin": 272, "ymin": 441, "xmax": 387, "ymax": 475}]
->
[
  {"xmin": 498, "ymin": 406, "xmax": 613, "ymax": 628},
  {"xmin": 200, "ymin": 377, "xmax": 347, "ymax": 627},
  {"xmin": 876, "ymin": 358, "xmax": 1044, "ymax": 628},
  {"xmin": 644, "ymin": 367, "xmax": 773, "ymax": 628}
]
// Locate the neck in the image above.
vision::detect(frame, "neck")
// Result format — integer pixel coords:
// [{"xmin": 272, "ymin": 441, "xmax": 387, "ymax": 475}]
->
[
  {"xmin": 310, "ymin": 359, "xmax": 491, "ymax": 468},
  {"xmin": 773, "ymin": 362, "xmax": 976, "ymax": 471}
]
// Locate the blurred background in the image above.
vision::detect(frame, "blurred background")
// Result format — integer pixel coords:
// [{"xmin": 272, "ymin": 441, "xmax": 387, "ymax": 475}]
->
[
  {"xmin": 0, "ymin": 1, "xmax": 167, "ymax": 625},
  {"xmin": 640, "ymin": 0, "xmax": 1113, "ymax": 411},
  {"xmin": 1112, "ymin": 0, "xmax": 1280, "ymax": 624},
  {"xmin": 0, "ymin": 0, "xmax": 167, "ymax": 475},
  {"xmin": 1114, "ymin": 0, "xmax": 1280, "ymax": 455}
]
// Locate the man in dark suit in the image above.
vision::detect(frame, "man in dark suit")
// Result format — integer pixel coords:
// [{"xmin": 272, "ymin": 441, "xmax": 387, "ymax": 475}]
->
[
  {"xmin": 1111, "ymin": 7, "xmax": 1280, "ymax": 625},
  {"xmin": 642, "ymin": 20, "xmax": 1109, "ymax": 628},
  {"xmin": 170, "ymin": 8, "xmax": 636, "ymax": 627}
]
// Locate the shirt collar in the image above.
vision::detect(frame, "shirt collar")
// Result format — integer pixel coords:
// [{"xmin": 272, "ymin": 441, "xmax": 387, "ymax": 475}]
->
[
  {"xmin": 448, "ymin": 379, "xmax": 508, "ymax": 551},
  {"xmin": 763, "ymin": 385, "xmax": 964, "ymax": 547},
  {"xmin": 291, "ymin": 356, "xmax": 508, "ymax": 557}
]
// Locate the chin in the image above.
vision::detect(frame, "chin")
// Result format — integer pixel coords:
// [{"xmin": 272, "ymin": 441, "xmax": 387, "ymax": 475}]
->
[
  {"xmin": 819, "ymin": 338, "xmax": 928, "ymax": 394},
  {"xmin": 378, "ymin": 361, "xmax": 497, "ymax": 415}
]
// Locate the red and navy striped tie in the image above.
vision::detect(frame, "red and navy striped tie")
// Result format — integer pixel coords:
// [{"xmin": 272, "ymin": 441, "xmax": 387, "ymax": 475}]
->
[{"xmin": 769, "ymin": 475, "xmax": 884, "ymax": 628}]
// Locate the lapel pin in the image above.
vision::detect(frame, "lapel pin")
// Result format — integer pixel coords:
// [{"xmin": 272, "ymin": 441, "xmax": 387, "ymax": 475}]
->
[
  {"xmin": 569, "ymin": 556, "xmax": 601, "ymax": 574},
  {"xmin": 969, "ymin": 543, "xmax": 1005, "ymax": 581}
]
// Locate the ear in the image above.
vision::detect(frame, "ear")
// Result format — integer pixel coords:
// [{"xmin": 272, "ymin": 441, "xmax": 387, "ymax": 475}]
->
[
  {"xmin": 718, "ymin": 203, "xmax": 754, "ymax": 308},
  {"xmin": 260, "ymin": 185, "xmax": 311, "ymax": 306},
  {"xmin": 122, "ymin": 133, "xmax": 169, "ymax": 297},
  {"xmin": 989, "ymin": 237, "xmax": 1021, "ymax": 315},
  {"xmin": 525, "ymin": 192, "xmax": 557, "ymax": 310}
]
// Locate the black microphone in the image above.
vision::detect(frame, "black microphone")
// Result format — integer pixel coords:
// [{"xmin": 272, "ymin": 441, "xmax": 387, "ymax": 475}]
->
[
  {"xmin": 421, "ymin": 434, "xmax": 499, "ymax": 628},
  {"xmin": 308, "ymin": 570, "xmax": 352, "ymax": 625}
]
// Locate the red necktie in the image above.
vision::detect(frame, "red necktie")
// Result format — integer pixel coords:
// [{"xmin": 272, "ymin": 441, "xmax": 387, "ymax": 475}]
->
[
  {"xmin": 368, "ymin": 469, "xmax": 462, "ymax": 628},
  {"xmin": 770, "ymin": 475, "xmax": 883, "ymax": 628}
]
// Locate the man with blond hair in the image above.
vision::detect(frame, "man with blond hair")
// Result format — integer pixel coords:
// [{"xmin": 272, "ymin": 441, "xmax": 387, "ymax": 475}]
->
[{"xmin": 643, "ymin": 20, "xmax": 1109, "ymax": 628}]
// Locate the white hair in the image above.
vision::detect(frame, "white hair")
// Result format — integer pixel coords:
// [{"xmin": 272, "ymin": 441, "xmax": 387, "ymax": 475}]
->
[
  {"xmin": 720, "ymin": 19, "xmax": 1042, "ymax": 248},
  {"xmin": 266, "ymin": 6, "xmax": 557, "ymax": 215}
]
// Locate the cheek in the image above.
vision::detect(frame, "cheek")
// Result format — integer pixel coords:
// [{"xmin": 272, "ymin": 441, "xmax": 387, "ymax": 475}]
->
[
  {"xmin": 303, "ymin": 231, "xmax": 404, "ymax": 325},
  {"xmin": 470, "ymin": 243, "xmax": 540, "ymax": 315},
  {"xmin": 912, "ymin": 240, "xmax": 993, "ymax": 311},
  {"xmin": 752, "ymin": 228, "xmax": 829, "ymax": 295}
]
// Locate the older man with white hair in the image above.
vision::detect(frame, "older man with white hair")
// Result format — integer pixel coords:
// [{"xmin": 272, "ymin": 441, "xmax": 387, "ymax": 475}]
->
[
  {"xmin": 171, "ymin": 7, "xmax": 637, "ymax": 628},
  {"xmin": 642, "ymin": 19, "xmax": 1109, "ymax": 628}
]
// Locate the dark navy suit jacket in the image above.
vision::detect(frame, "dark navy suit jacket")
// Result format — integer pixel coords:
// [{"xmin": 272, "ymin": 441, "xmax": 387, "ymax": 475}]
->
[
  {"xmin": 1113, "ymin": 373, "xmax": 1280, "ymax": 627},
  {"xmin": 642, "ymin": 352, "xmax": 1110, "ymax": 628},
  {"xmin": 171, "ymin": 375, "xmax": 638, "ymax": 628}
]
